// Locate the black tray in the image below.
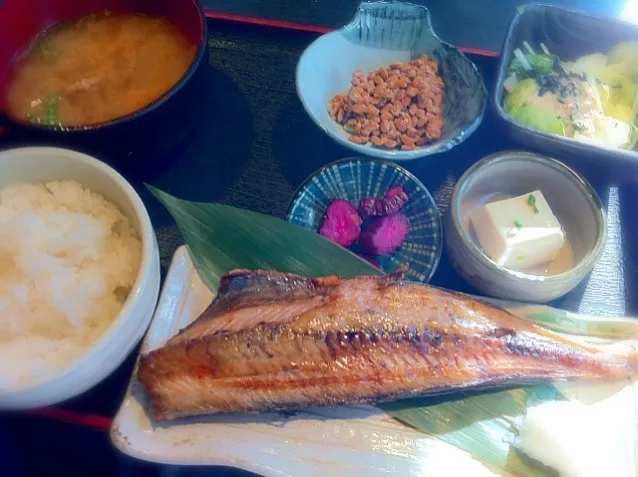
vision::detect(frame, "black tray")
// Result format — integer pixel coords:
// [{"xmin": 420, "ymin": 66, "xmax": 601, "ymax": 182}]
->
[{"xmin": 1, "ymin": 16, "xmax": 637, "ymax": 477}]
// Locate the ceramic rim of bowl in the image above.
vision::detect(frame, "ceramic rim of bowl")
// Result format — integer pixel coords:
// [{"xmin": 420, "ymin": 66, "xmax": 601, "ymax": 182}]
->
[
  {"xmin": 450, "ymin": 150, "xmax": 607, "ymax": 283},
  {"xmin": 0, "ymin": 146, "xmax": 158, "ymax": 394},
  {"xmin": 286, "ymin": 156, "xmax": 443, "ymax": 282}
]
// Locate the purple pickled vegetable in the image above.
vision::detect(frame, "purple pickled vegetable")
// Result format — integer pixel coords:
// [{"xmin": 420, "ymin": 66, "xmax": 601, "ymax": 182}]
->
[
  {"xmin": 360, "ymin": 213, "xmax": 409, "ymax": 256},
  {"xmin": 358, "ymin": 197, "xmax": 379, "ymax": 217},
  {"xmin": 359, "ymin": 185, "xmax": 409, "ymax": 217},
  {"xmin": 319, "ymin": 199, "xmax": 362, "ymax": 247},
  {"xmin": 385, "ymin": 185, "xmax": 408, "ymax": 201}
]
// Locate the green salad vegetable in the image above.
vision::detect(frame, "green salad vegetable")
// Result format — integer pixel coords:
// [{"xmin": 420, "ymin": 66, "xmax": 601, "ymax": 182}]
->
[
  {"xmin": 504, "ymin": 78, "xmax": 565, "ymax": 136},
  {"xmin": 504, "ymin": 78, "xmax": 538, "ymax": 111},
  {"xmin": 510, "ymin": 104, "xmax": 565, "ymax": 136},
  {"xmin": 503, "ymin": 41, "xmax": 638, "ymax": 150},
  {"xmin": 507, "ymin": 53, "xmax": 557, "ymax": 77}
]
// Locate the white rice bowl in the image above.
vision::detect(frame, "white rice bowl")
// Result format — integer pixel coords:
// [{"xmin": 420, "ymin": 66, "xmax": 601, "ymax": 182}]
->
[
  {"xmin": 0, "ymin": 146, "xmax": 160, "ymax": 409},
  {"xmin": 0, "ymin": 180, "xmax": 142, "ymax": 388}
]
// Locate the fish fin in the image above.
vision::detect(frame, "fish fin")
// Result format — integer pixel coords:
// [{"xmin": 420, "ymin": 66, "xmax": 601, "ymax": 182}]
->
[
  {"xmin": 211, "ymin": 269, "xmax": 326, "ymax": 311},
  {"xmin": 377, "ymin": 266, "xmax": 406, "ymax": 288},
  {"xmin": 167, "ymin": 270, "xmax": 340, "ymax": 343}
]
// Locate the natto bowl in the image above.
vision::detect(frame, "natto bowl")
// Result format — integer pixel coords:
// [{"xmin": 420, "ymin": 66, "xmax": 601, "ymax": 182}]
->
[
  {"xmin": 287, "ymin": 158, "xmax": 442, "ymax": 283},
  {"xmin": 445, "ymin": 150, "xmax": 606, "ymax": 303},
  {"xmin": 296, "ymin": 0, "xmax": 487, "ymax": 161},
  {"xmin": 0, "ymin": 0, "xmax": 207, "ymax": 174},
  {"xmin": 494, "ymin": 3, "xmax": 638, "ymax": 184}
]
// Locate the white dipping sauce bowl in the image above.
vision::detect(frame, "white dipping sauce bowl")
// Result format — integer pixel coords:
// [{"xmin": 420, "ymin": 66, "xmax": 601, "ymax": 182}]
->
[
  {"xmin": 445, "ymin": 150, "xmax": 606, "ymax": 303},
  {"xmin": 0, "ymin": 147, "xmax": 160, "ymax": 409}
]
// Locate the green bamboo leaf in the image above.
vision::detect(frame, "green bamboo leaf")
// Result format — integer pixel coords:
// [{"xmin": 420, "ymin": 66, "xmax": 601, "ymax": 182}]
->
[
  {"xmin": 380, "ymin": 386, "xmax": 563, "ymax": 476},
  {"xmin": 475, "ymin": 297, "xmax": 638, "ymax": 340},
  {"xmin": 148, "ymin": 186, "xmax": 382, "ymax": 290},
  {"xmin": 524, "ymin": 309, "xmax": 638, "ymax": 339}
]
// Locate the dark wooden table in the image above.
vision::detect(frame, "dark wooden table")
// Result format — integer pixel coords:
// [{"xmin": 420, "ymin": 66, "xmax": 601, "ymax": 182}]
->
[
  {"xmin": 3, "ymin": 3, "xmax": 638, "ymax": 475},
  {"xmin": 200, "ymin": 0, "xmax": 633, "ymax": 53}
]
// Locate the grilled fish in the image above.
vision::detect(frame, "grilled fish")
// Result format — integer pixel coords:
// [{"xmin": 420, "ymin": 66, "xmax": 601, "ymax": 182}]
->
[{"xmin": 138, "ymin": 270, "xmax": 637, "ymax": 420}]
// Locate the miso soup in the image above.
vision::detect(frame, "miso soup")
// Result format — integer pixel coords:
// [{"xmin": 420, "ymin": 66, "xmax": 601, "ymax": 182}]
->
[{"xmin": 4, "ymin": 11, "xmax": 197, "ymax": 127}]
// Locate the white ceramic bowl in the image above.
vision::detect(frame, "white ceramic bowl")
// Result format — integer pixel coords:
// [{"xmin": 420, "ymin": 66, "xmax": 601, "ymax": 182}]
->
[
  {"xmin": 0, "ymin": 147, "xmax": 160, "ymax": 409},
  {"xmin": 445, "ymin": 150, "xmax": 606, "ymax": 303},
  {"xmin": 296, "ymin": 1, "xmax": 486, "ymax": 161}
]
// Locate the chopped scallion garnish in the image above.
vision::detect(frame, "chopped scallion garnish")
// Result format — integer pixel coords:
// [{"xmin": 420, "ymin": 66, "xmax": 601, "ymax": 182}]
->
[
  {"xmin": 528, "ymin": 194, "xmax": 539, "ymax": 213},
  {"xmin": 37, "ymin": 38, "xmax": 60, "ymax": 62},
  {"xmin": 43, "ymin": 94, "xmax": 61, "ymax": 126},
  {"xmin": 514, "ymin": 220, "xmax": 523, "ymax": 229}
]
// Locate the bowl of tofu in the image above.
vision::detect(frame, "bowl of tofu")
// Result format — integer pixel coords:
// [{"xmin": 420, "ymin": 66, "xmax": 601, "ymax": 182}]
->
[{"xmin": 445, "ymin": 150, "xmax": 606, "ymax": 303}]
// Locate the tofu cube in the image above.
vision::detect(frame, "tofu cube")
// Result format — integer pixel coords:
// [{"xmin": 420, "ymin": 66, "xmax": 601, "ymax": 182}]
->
[{"xmin": 469, "ymin": 190, "xmax": 564, "ymax": 270}]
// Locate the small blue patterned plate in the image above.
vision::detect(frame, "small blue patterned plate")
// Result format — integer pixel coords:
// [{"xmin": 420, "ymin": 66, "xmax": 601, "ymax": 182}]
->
[{"xmin": 287, "ymin": 158, "xmax": 442, "ymax": 282}]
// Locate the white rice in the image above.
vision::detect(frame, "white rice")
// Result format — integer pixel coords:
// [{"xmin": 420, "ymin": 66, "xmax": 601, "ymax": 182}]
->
[{"xmin": 0, "ymin": 180, "xmax": 142, "ymax": 388}]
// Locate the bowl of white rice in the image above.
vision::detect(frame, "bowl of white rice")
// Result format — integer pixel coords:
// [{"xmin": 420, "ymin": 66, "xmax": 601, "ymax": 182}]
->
[{"xmin": 0, "ymin": 146, "xmax": 160, "ymax": 409}]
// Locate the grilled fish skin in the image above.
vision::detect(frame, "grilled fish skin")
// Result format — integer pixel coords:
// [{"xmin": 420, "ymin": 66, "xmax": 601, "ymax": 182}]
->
[{"xmin": 138, "ymin": 270, "xmax": 637, "ymax": 420}]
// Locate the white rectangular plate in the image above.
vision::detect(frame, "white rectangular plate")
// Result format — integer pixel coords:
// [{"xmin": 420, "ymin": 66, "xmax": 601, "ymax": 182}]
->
[
  {"xmin": 111, "ymin": 246, "xmax": 505, "ymax": 476},
  {"xmin": 111, "ymin": 246, "xmax": 637, "ymax": 476}
]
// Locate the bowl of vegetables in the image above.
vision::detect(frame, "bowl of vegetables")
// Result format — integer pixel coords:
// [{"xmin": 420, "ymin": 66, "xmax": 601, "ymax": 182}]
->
[
  {"xmin": 494, "ymin": 3, "xmax": 638, "ymax": 183},
  {"xmin": 286, "ymin": 158, "xmax": 442, "ymax": 283}
]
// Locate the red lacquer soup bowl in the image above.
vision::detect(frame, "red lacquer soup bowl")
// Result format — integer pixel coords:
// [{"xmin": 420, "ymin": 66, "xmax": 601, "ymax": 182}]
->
[{"xmin": 0, "ymin": 0, "xmax": 207, "ymax": 173}]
